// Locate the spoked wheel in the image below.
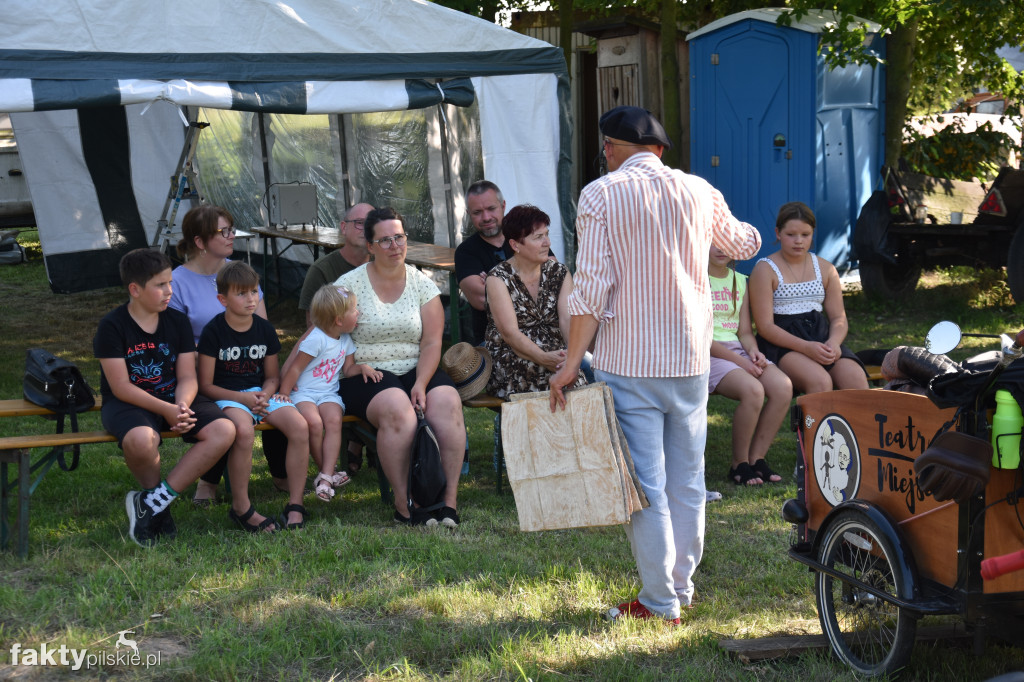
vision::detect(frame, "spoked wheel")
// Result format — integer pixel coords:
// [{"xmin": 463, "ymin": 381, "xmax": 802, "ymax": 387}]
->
[{"xmin": 815, "ymin": 510, "xmax": 917, "ymax": 677}]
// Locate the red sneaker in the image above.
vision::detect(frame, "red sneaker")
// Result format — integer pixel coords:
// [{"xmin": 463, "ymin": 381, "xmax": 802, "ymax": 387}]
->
[{"xmin": 606, "ymin": 600, "xmax": 681, "ymax": 626}]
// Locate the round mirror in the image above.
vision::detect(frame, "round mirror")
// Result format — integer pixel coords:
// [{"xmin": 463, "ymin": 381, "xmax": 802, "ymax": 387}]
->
[{"xmin": 926, "ymin": 321, "xmax": 961, "ymax": 355}]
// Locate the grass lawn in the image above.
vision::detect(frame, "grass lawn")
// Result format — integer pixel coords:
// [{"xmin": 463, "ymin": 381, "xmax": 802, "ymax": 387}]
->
[{"xmin": 1, "ymin": 231, "xmax": 1023, "ymax": 680}]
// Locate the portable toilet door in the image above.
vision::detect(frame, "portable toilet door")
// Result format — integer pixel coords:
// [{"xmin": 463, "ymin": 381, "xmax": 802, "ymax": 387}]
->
[{"xmin": 688, "ymin": 8, "xmax": 884, "ymax": 272}]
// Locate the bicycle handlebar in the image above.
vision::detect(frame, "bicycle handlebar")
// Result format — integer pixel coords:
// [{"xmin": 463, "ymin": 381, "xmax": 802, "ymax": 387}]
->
[{"xmin": 981, "ymin": 548, "xmax": 1024, "ymax": 581}]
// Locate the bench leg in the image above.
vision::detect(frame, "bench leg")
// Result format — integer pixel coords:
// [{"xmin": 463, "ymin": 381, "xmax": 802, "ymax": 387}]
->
[
  {"xmin": 0, "ymin": 456, "xmax": 8, "ymax": 551},
  {"xmin": 17, "ymin": 449, "xmax": 28, "ymax": 557},
  {"xmin": 492, "ymin": 412, "xmax": 504, "ymax": 494},
  {"xmin": 0, "ymin": 449, "xmax": 31, "ymax": 557},
  {"xmin": 347, "ymin": 422, "xmax": 390, "ymax": 506}
]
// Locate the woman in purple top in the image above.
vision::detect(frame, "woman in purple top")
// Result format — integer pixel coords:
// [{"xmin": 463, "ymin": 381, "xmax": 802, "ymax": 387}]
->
[{"xmin": 169, "ymin": 205, "xmax": 283, "ymax": 505}]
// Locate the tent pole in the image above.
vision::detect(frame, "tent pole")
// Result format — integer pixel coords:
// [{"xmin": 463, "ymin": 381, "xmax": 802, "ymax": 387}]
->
[
  {"xmin": 256, "ymin": 112, "xmax": 283, "ymax": 294},
  {"xmin": 437, "ymin": 101, "xmax": 463, "ymax": 344},
  {"xmin": 437, "ymin": 104, "xmax": 457, "ymax": 250},
  {"xmin": 257, "ymin": 113, "xmax": 272, "ymax": 225},
  {"xmin": 336, "ymin": 114, "xmax": 352, "ymax": 210}
]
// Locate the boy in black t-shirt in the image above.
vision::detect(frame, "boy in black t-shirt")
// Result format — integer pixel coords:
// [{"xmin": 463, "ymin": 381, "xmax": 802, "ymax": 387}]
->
[
  {"xmin": 197, "ymin": 262, "xmax": 311, "ymax": 532},
  {"xmin": 94, "ymin": 249, "xmax": 235, "ymax": 548}
]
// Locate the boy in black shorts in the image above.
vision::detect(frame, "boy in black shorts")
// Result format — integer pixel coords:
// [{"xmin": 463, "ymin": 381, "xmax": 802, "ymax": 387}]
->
[
  {"xmin": 94, "ymin": 248, "xmax": 235, "ymax": 547},
  {"xmin": 197, "ymin": 261, "xmax": 311, "ymax": 532}
]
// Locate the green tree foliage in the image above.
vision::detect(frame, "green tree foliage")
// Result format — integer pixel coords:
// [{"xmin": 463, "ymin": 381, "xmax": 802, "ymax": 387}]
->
[
  {"xmin": 786, "ymin": 1, "xmax": 1024, "ymax": 166},
  {"xmin": 437, "ymin": 0, "xmax": 1024, "ymax": 174},
  {"xmin": 902, "ymin": 113, "xmax": 1021, "ymax": 181},
  {"xmin": 431, "ymin": 0, "xmax": 531, "ymax": 24}
]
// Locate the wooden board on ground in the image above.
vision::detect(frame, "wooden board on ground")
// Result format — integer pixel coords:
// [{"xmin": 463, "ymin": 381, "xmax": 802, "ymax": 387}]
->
[{"xmin": 718, "ymin": 625, "xmax": 973, "ymax": 663}]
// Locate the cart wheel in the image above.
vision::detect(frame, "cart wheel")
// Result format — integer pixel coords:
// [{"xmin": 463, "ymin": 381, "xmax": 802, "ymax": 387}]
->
[
  {"xmin": 859, "ymin": 258, "xmax": 922, "ymax": 301},
  {"xmin": 815, "ymin": 510, "xmax": 917, "ymax": 677},
  {"xmin": 1008, "ymin": 226, "xmax": 1024, "ymax": 305}
]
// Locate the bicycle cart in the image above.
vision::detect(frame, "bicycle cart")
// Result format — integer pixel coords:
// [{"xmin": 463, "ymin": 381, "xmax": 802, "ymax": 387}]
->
[{"xmin": 783, "ymin": 325, "xmax": 1024, "ymax": 677}]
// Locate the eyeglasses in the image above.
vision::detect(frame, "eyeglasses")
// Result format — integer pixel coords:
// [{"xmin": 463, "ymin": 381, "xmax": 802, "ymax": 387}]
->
[
  {"xmin": 217, "ymin": 226, "xmax": 235, "ymax": 238},
  {"xmin": 371, "ymin": 234, "xmax": 407, "ymax": 249},
  {"xmin": 346, "ymin": 219, "xmax": 366, "ymax": 228}
]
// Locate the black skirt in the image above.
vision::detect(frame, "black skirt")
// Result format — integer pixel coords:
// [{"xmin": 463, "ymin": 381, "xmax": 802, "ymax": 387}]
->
[{"xmin": 756, "ymin": 310, "xmax": 864, "ymax": 372}]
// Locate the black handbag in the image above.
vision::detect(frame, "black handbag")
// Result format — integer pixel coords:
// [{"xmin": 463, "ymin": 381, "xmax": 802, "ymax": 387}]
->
[
  {"xmin": 23, "ymin": 348, "xmax": 97, "ymax": 471},
  {"xmin": 408, "ymin": 407, "xmax": 447, "ymax": 512}
]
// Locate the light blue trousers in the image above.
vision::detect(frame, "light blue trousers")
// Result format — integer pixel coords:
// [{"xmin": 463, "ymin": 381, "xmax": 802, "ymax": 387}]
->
[{"xmin": 597, "ymin": 370, "xmax": 708, "ymax": 620}]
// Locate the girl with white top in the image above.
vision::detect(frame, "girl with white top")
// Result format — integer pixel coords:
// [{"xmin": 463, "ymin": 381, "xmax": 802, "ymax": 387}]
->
[
  {"xmin": 749, "ymin": 202, "xmax": 868, "ymax": 395},
  {"xmin": 708, "ymin": 245, "xmax": 792, "ymax": 486},
  {"xmin": 277, "ymin": 285, "xmax": 380, "ymax": 503}
]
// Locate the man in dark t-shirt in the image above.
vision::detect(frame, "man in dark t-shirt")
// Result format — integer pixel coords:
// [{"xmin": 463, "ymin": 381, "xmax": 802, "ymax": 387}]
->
[{"xmin": 455, "ymin": 180, "xmax": 510, "ymax": 345}]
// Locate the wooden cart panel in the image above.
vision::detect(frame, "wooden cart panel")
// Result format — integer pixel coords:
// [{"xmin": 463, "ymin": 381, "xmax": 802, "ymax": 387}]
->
[{"xmin": 797, "ymin": 390, "xmax": 960, "ymax": 587}]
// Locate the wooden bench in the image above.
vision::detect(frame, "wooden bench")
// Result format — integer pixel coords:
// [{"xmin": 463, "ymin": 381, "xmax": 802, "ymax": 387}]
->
[{"xmin": 0, "ymin": 397, "xmax": 378, "ymax": 557}]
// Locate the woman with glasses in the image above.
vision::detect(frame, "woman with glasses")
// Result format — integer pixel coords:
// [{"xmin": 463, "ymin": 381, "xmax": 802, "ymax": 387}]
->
[
  {"xmin": 483, "ymin": 204, "xmax": 586, "ymax": 398},
  {"xmin": 170, "ymin": 205, "xmax": 284, "ymax": 505},
  {"xmin": 335, "ymin": 207, "xmax": 466, "ymax": 527}
]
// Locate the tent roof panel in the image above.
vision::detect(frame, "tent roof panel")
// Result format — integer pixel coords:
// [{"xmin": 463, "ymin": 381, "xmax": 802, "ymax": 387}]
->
[
  {"xmin": 1, "ymin": 0, "xmax": 548, "ymax": 55},
  {"xmin": 0, "ymin": 48, "xmax": 567, "ymax": 82}
]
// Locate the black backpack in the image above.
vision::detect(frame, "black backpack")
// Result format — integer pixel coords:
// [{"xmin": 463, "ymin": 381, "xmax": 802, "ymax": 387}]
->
[
  {"xmin": 23, "ymin": 348, "xmax": 97, "ymax": 471},
  {"xmin": 408, "ymin": 408, "xmax": 447, "ymax": 512}
]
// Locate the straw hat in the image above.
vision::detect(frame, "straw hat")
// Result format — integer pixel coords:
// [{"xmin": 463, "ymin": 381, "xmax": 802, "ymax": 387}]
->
[{"xmin": 441, "ymin": 342, "xmax": 493, "ymax": 401}]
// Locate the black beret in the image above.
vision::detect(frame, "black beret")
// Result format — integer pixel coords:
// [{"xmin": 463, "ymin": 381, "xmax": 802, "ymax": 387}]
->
[{"xmin": 599, "ymin": 106, "xmax": 672, "ymax": 149}]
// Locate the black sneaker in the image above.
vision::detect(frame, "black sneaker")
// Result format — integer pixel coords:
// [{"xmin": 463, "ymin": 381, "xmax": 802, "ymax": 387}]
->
[
  {"xmin": 393, "ymin": 509, "xmax": 438, "ymax": 527},
  {"xmin": 436, "ymin": 506, "xmax": 460, "ymax": 528},
  {"xmin": 125, "ymin": 491, "xmax": 159, "ymax": 548},
  {"xmin": 155, "ymin": 508, "xmax": 177, "ymax": 540}
]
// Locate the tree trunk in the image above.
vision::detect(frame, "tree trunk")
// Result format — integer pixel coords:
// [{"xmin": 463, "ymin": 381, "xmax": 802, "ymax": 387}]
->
[
  {"xmin": 480, "ymin": 0, "xmax": 499, "ymax": 24},
  {"xmin": 559, "ymin": 0, "xmax": 574, "ymax": 84},
  {"xmin": 884, "ymin": 19, "xmax": 918, "ymax": 168},
  {"xmin": 660, "ymin": 0, "xmax": 682, "ymax": 168}
]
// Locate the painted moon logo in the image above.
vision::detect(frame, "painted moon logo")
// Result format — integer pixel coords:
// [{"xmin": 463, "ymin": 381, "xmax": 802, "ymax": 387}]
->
[{"xmin": 811, "ymin": 414, "xmax": 860, "ymax": 506}]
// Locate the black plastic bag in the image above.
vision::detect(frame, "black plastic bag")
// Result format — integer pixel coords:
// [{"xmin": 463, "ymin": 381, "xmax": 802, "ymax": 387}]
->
[{"xmin": 408, "ymin": 407, "xmax": 447, "ymax": 512}]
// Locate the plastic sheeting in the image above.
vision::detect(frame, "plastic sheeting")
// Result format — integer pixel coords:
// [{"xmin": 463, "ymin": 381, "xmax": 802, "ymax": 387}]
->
[{"xmin": 197, "ymin": 103, "xmax": 485, "ymax": 263}]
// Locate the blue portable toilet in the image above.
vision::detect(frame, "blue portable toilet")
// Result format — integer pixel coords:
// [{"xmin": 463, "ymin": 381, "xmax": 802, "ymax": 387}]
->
[{"xmin": 688, "ymin": 8, "xmax": 885, "ymax": 272}]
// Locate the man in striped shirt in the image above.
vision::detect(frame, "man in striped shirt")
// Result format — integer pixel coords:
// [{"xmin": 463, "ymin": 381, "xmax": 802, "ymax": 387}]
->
[{"xmin": 550, "ymin": 106, "xmax": 761, "ymax": 625}]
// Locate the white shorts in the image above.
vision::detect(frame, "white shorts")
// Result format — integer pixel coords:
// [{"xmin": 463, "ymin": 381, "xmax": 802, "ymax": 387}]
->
[{"xmin": 290, "ymin": 388, "xmax": 345, "ymax": 410}]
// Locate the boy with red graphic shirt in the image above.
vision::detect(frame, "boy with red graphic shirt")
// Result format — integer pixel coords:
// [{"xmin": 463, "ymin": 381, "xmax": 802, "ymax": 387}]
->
[{"xmin": 93, "ymin": 249, "xmax": 234, "ymax": 548}]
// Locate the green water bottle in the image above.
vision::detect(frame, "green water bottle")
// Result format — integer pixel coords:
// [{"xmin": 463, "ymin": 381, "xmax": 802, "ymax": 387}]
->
[{"xmin": 991, "ymin": 389, "xmax": 1022, "ymax": 469}]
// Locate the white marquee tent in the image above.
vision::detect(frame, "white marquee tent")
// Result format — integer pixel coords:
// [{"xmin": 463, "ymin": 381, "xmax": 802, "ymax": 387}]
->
[{"xmin": 0, "ymin": 0, "xmax": 572, "ymax": 292}]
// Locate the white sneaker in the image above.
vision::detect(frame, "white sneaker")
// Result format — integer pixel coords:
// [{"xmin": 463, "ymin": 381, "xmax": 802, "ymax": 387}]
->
[{"xmin": 705, "ymin": 490, "xmax": 723, "ymax": 503}]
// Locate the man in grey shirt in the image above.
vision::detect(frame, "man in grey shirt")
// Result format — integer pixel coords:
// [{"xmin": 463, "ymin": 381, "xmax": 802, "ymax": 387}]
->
[{"xmin": 298, "ymin": 202, "xmax": 373, "ymax": 327}]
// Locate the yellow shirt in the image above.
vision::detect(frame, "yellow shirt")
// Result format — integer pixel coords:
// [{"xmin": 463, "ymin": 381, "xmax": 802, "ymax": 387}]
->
[
  {"xmin": 335, "ymin": 264, "xmax": 440, "ymax": 375},
  {"xmin": 709, "ymin": 271, "xmax": 745, "ymax": 342}
]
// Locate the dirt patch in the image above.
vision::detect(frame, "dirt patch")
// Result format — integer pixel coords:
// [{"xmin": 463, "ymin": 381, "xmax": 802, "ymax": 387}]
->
[{"xmin": 139, "ymin": 635, "xmax": 190, "ymax": 661}]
